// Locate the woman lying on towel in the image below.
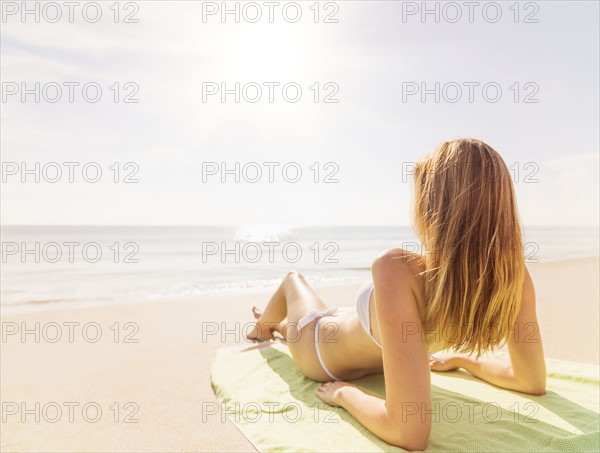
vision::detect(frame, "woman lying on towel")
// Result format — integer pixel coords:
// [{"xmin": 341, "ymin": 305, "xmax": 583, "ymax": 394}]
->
[{"xmin": 246, "ymin": 138, "xmax": 547, "ymax": 451}]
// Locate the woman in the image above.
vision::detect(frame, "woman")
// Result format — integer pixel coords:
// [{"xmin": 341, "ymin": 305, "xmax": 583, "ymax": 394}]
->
[{"xmin": 246, "ymin": 138, "xmax": 547, "ymax": 451}]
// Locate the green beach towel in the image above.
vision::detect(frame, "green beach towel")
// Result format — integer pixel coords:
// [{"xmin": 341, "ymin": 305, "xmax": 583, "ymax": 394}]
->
[{"xmin": 211, "ymin": 341, "xmax": 599, "ymax": 452}]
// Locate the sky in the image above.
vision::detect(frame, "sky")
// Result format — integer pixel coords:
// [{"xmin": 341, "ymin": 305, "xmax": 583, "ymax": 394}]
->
[{"xmin": 1, "ymin": 0, "xmax": 598, "ymax": 226}]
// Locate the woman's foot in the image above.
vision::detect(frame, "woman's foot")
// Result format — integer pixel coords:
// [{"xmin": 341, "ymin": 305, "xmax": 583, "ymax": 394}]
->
[
  {"xmin": 246, "ymin": 322, "xmax": 272, "ymax": 342},
  {"xmin": 246, "ymin": 307, "xmax": 271, "ymax": 341}
]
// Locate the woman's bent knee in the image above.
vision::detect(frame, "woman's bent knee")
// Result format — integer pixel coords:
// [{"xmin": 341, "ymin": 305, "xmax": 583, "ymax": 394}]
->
[{"xmin": 284, "ymin": 270, "xmax": 304, "ymax": 282}]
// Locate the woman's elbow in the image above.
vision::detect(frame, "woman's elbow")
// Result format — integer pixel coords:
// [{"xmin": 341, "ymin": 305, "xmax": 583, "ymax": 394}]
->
[
  {"xmin": 519, "ymin": 380, "xmax": 546, "ymax": 396},
  {"xmin": 391, "ymin": 435, "xmax": 429, "ymax": 452},
  {"xmin": 388, "ymin": 425, "xmax": 430, "ymax": 451},
  {"xmin": 528, "ymin": 377, "xmax": 547, "ymax": 396},
  {"xmin": 514, "ymin": 372, "xmax": 546, "ymax": 396},
  {"xmin": 526, "ymin": 385, "xmax": 547, "ymax": 396},
  {"xmin": 384, "ymin": 402, "xmax": 431, "ymax": 450},
  {"xmin": 401, "ymin": 438, "xmax": 429, "ymax": 451}
]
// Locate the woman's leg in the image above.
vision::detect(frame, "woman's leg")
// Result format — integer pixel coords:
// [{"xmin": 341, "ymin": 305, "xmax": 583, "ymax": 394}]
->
[
  {"xmin": 248, "ymin": 271, "xmax": 341, "ymax": 380},
  {"xmin": 247, "ymin": 271, "xmax": 327, "ymax": 341}
]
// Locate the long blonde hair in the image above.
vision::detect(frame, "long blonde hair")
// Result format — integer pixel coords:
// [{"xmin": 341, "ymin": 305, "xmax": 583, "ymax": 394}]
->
[{"xmin": 413, "ymin": 138, "xmax": 525, "ymax": 357}]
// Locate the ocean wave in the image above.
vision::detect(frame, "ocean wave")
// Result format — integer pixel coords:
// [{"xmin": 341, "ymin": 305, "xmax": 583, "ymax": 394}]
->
[{"xmin": 0, "ymin": 273, "xmax": 369, "ymax": 316}]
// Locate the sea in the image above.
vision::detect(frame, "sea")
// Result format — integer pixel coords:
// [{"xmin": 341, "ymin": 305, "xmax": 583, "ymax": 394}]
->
[{"xmin": 1, "ymin": 225, "xmax": 598, "ymax": 315}]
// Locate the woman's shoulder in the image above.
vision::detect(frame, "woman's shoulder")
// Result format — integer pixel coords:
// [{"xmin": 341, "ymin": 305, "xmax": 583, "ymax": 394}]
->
[
  {"xmin": 371, "ymin": 249, "xmax": 427, "ymax": 301},
  {"xmin": 372, "ymin": 248, "xmax": 426, "ymax": 275}
]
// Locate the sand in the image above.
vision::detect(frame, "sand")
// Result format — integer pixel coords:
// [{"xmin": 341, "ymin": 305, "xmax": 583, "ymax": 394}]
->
[{"xmin": 1, "ymin": 257, "xmax": 598, "ymax": 452}]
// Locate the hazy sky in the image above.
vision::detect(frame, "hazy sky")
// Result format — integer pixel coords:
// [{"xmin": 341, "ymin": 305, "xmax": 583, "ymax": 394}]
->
[{"xmin": 1, "ymin": 1, "xmax": 598, "ymax": 226}]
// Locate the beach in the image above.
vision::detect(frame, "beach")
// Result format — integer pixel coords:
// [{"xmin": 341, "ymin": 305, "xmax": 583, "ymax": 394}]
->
[
  {"xmin": 1, "ymin": 256, "xmax": 598, "ymax": 452},
  {"xmin": 2, "ymin": 0, "xmax": 599, "ymax": 450}
]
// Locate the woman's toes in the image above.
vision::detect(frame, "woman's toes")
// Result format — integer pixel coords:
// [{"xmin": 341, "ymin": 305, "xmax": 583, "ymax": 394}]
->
[{"xmin": 252, "ymin": 306, "xmax": 262, "ymax": 319}]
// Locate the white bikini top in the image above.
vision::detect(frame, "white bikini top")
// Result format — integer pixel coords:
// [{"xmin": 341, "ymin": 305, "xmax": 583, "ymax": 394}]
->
[
  {"xmin": 355, "ymin": 280, "xmax": 444, "ymax": 362},
  {"xmin": 356, "ymin": 280, "xmax": 382, "ymax": 347}
]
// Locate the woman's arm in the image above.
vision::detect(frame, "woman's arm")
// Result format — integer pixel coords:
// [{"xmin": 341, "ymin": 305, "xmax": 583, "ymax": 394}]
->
[
  {"xmin": 318, "ymin": 250, "xmax": 432, "ymax": 451},
  {"xmin": 431, "ymin": 267, "xmax": 547, "ymax": 395},
  {"xmin": 317, "ymin": 382, "xmax": 406, "ymax": 446}
]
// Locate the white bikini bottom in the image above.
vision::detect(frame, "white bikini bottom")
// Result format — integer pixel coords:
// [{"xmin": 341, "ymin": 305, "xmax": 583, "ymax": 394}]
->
[{"xmin": 297, "ymin": 307, "xmax": 351, "ymax": 381}]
